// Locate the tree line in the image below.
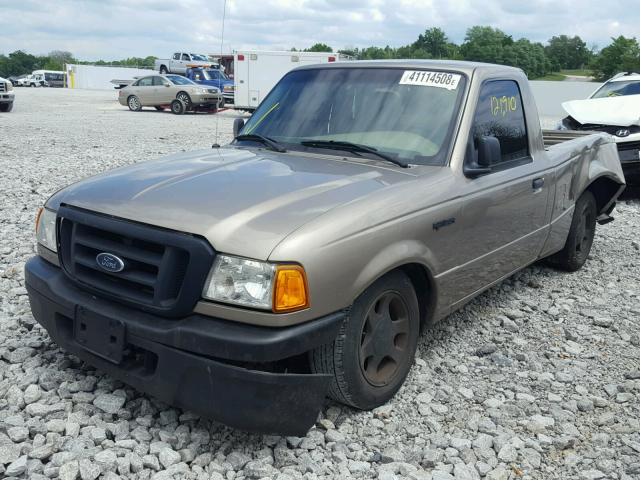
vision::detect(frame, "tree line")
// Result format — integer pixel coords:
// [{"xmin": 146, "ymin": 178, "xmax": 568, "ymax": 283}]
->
[
  {"xmin": 308, "ymin": 27, "xmax": 640, "ymax": 80},
  {"xmin": 2, "ymin": 26, "xmax": 639, "ymax": 81},
  {"xmin": 0, "ymin": 50, "xmax": 157, "ymax": 78}
]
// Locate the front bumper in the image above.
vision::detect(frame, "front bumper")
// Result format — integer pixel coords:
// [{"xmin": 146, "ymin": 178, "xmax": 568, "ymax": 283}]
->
[
  {"xmin": 191, "ymin": 92, "xmax": 223, "ymax": 106},
  {"xmin": 25, "ymin": 256, "xmax": 343, "ymax": 435},
  {"xmin": 0, "ymin": 92, "xmax": 14, "ymax": 103}
]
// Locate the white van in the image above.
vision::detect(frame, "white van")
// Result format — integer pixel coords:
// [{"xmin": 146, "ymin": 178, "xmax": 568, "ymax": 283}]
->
[{"xmin": 31, "ymin": 70, "xmax": 66, "ymax": 87}]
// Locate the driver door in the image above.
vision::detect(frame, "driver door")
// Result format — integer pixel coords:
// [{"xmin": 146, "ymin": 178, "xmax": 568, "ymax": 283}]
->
[{"xmin": 440, "ymin": 79, "xmax": 552, "ymax": 307}]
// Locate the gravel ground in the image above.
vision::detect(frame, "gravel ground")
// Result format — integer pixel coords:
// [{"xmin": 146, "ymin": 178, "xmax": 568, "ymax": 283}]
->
[{"xmin": 0, "ymin": 88, "xmax": 639, "ymax": 480}]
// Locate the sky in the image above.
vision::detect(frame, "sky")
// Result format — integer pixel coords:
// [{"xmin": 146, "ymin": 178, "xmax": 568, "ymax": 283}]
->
[{"xmin": 1, "ymin": 0, "xmax": 638, "ymax": 60}]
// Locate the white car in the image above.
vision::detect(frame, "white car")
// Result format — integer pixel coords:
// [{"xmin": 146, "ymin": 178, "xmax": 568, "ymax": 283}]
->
[{"xmin": 561, "ymin": 72, "xmax": 640, "ymax": 185}]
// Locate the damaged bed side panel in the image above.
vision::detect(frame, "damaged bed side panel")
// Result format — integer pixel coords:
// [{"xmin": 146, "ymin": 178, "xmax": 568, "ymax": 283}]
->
[{"xmin": 539, "ymin": 133, "xmax": 625, "ymax": 257}]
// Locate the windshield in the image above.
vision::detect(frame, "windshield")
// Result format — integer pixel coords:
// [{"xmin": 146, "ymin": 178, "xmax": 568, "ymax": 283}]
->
[
  {"xmin": 202, "ymin": 69, "xmax": 227, "ymax": 81},
  {"xmin": 592, "ymin": 80, "xmax": 640, "ymax": 98},
  {"xmin": 190, "ymin": 54, "xmax": 209, "ymax": 61},
  {"xmin": 167, "ymin": 75, "xmax": 196, "ymax": 86},
  {"xmin": 240, "ymin": 68, "xmax": 467, "ymax": 165}
]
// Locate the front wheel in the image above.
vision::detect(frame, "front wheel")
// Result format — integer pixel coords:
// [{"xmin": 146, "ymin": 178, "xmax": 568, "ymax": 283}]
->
[
  {"xmin": 159, "ymin": 66, "xmax": 168, "ymax": 74},
  {"xmin": 545, "ymin": 190, "xmax": 597, "ymax": 272},
  {"xmin": 310, "ymin": 270, "xmax": 420, "ymax": 410},
  {"xmin": 176, "ymin": 92, "xmax": 192, "ymax": 110}
]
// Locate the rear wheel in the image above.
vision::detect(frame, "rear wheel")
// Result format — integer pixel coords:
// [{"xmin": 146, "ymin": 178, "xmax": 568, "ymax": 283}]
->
[
  {"xmin": 171, "ymin": 99, "xmax": 186, "ymax": 115},
  {"xmin": 310, "ymin": 270, "xmax": 420, "ymax": 410},
  {"xmin": 127, "ymin": 95, "xmax": 142, "ymax": 111},
  {"xmin": 546, "ymin": 191, "xmax": 597, "ymax": 272},
  {"xmin": 159, "ymin": 66, "xmax": 168, "ymax": 74}
]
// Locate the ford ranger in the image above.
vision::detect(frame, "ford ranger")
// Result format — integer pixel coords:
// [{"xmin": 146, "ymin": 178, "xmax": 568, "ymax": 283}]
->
[{"xmin": 25, "ymin": 61, "xmax": 625, "ymax": 435}]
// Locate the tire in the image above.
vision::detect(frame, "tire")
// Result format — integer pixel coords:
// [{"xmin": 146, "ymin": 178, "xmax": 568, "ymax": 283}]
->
[
  {"xmin": 310, "ymin": 270, "xmax": 420, "ymax": 410},
  {"xmin": 30, "ymin": 83, "xmax": 36, "ymax": 88},
  {"xmin": 176, "ymin": 92, "xmax": 192, "ymax": 110},
  {"xmin": 127, "ymin": 95, "xmax": 142, "ymax": 112},
  {"xmin": 159, "ymin": 66, "xmax": 168, "ymax": 74},
  {"xmin": 546, "ymin": 190, "xmax": 597, "ymax": 272},
  {"xmin": 171, "ymin": 99, "xmax": 186, "ymax": 115},
  {"xmin": 218, "ymin": 97, "xmax": 225, "ymax": 109},
  {"xmin": 154, "ymin": 106, "xmax": 165, "ymax": 111}
]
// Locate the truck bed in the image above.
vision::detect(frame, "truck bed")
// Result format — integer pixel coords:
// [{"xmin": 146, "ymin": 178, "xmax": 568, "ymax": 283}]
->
[{"xmin": 542, "ymin": 129, "xmax": 593, "ymax": 147}]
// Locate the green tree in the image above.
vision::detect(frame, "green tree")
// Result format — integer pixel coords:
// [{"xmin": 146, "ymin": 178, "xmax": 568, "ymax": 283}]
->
[
  {"xmin": 305, "ymin": 43, "xmax": 333, "ymax": 53},
  {"xmin": 591, "ymin": 36, "xmax": 640, "ymax": 80},
  {"xmin": 414, "ymin": 27, "xmax": 449, "ymax": 58},
  {"xmin": 44, "ymin": 50, "xmax": 76, "ymax": 70},
  {"xmin": 545, "ymin": 35, "xmax": 590, "ymax": 70},
  {"xmin": 460, "ymin": 26, "xmax": 513, "ymax": 64}
]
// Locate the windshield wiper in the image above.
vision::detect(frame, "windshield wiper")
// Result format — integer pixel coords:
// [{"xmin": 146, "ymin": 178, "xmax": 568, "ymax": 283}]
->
[
  {"xmin": 235, "ymin": 134, "xmax": 287, "ymax": 153},
  {"xmin": 300, "ymin": 140, "xmax": 409, "ymax": 168}
]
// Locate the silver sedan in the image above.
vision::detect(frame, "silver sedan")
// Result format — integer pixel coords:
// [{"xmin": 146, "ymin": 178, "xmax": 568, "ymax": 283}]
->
[{"xmin": 118, "ymin": 74, "xmax": 223, "ymax": 114}]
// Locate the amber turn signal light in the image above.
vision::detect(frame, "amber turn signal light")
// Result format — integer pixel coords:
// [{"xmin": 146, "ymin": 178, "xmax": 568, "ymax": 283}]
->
[
  {"xmin": 35, "ymin": 207, "xmax": 43, "ymax": 233},
  {"xmin": 273, "ymin": 265, "xmax": 309, "ymax": 313}
]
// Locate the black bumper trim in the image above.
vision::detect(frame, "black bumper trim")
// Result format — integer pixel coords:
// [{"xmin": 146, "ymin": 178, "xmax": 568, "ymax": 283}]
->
[{"xmin": 25, "ymin": 256, "xmax": 344, "ymax": 435}]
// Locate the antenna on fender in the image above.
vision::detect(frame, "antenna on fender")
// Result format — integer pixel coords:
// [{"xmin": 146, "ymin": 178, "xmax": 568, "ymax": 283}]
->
[{"xmin": 212, "ymin": 0, "xmax": 228, "ymax": 149}]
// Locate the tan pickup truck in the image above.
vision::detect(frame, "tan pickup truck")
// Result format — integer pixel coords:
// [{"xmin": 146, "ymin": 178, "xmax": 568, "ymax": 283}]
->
[{"xmin": 26, "ymin": 61, "xmax": 625, "ymax": 435}]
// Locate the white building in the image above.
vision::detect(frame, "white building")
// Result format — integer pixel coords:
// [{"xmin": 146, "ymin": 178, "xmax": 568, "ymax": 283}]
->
[{"xmin": 65, "ymin": 64, "xmax": 153, "ymax": 90}]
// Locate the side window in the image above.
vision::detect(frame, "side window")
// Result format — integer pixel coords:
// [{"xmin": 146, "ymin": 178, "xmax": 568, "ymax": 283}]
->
[
  {"xmin": 181, "ymin": 53, "xmax": 190, "ymax": 61},
  {"xmin": 173, "ymin": 53, "xmax": 180, "ymax": 60},
  {"xmin": 153, "ymin": 76, "xmax": 168, "ymax": 86},
  {"xmin": 473, "ymin": 80, "xmax": 529, "ymax": 164},
  {"xmin": 137, "ymin": 77, "xmax": 153, "ymax": 87}
]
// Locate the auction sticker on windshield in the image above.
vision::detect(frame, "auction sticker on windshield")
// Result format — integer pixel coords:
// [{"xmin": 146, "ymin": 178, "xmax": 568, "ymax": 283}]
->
[{"xmin": 399, "ymin": 71, "xmax": 461, "ymax": 91}]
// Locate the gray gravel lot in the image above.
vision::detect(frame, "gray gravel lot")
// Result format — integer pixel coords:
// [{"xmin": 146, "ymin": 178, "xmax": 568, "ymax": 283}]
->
[{"xmin": 0, "ymin": 88, "xmax": 639, "ymax": 480}]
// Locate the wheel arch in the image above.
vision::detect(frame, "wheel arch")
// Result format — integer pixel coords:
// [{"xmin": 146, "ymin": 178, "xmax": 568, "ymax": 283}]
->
[
  {"xmin": 398, "ymin": 263, "xmax": 438, "ymax": 332},
  {"xmin": 584, "ymin": 174, "xmax": 625, "ymax": 215}
]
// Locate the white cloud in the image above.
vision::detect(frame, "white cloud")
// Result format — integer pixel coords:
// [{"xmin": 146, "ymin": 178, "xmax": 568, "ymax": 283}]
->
[{"xmin": 0, "ymin": 0, "xmax": 636, "ymax": 59}]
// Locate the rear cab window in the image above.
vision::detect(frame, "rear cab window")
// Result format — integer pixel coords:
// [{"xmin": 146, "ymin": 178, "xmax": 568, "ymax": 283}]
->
[{"xmin": 472, "ymin": 80, "xmax": 529, "ymax": 169}]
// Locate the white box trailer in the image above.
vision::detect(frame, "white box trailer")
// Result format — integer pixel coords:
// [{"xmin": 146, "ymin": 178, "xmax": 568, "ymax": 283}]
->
[{"xmin": 233, "ymin": 50, "xmax": 346, "ymax": 110}]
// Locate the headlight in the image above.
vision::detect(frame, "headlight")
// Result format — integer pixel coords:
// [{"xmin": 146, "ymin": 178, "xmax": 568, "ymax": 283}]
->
[
  {"xmin": 223, "ymin": 85, "xmax": 234, "ymax": 92},
  {"xmin": 199, "ymin": 88, "xmax": 209, "ymax": 94},
  {"xmin": 7, "ymin": 82, "xmax": 13, "ymax": 91},
  {"xmin": 36, "ymin": 208, "xmax": 57, "ymax": 253},
  {"xmin": 202, "ymin": 254, "xmax": 309, "ymax": 312}
]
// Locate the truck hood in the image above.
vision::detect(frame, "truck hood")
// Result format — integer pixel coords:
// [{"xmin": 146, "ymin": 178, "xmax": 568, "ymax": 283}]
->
[
  {"xmin": 48, "ymin": 147, "xmax": 418, "ymax": 260},
  {"xmin": 563, "ymin": 95, "xmax": 640, "ymax": 127}
]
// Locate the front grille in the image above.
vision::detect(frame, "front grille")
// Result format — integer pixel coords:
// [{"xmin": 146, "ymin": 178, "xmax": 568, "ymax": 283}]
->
[
  {"xmin": 58, "ymin": 205, "xmax": 215, "ymax": 317},
  {"xmin": 617, "ymin": 141, "xmax": 640, "ymax": 164},
  {"xmin": 0, "ymin": 83, "xmax": 5, "ymax": 93}
]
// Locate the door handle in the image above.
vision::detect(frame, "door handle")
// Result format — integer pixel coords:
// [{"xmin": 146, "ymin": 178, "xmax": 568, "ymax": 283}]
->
[{"xmin": 532, "ymin": 178, "xmax": 545, "ymax": 190}]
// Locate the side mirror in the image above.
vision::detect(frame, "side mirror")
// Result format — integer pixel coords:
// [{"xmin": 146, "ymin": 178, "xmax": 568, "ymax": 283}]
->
[
  {"xmin": 164, "ymin": 83, "xmax": 171, "ymax": 87},
  {"xmin": 477, "ymin": 136, "xmax": 501, "ymax": 167},
  {"xmin": 233, "ymin": 118, "xmax": 245, "ymax": 137},
  {"xmin": 464, "ymin": 135, "xmax": 500, "ymax": 178}
]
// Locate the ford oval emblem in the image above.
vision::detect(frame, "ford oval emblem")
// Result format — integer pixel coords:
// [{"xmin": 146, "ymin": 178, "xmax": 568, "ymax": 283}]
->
[
  {"xmin": 616, "ymin": 129, "xmax": 630, "ymax": 138},
  {"xmin": 96, "ymin": 252, "xmax": 125, "ymax": 273}
]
